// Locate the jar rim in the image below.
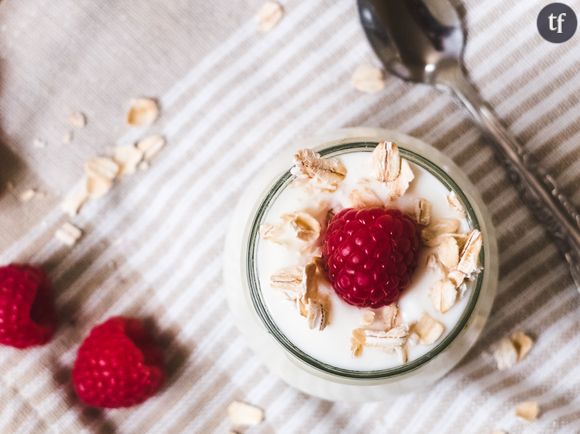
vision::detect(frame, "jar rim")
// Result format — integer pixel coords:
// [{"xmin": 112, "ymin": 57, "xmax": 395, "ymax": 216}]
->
[{"xmin": 246, "ymin": 141, "xmax": 485, "ymax": 379}]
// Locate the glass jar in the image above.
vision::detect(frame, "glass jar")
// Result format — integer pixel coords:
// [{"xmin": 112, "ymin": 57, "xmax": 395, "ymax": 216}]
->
[{"xmin": 224, "ymin": 128, "xmax": 498, "ymax": 402}]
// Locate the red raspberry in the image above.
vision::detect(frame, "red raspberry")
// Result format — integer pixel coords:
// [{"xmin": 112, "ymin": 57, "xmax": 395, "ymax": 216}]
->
[
  {"xmin": 0, "ymin": 264, "xmax": 56, "ymax": 348},
  {"xmin": 73, "ymin": 317, "xmax": 165, "ymax": 408},
  {"xmin": 322, "ymin": 208, "xmax": 420, "ymax": 308}
]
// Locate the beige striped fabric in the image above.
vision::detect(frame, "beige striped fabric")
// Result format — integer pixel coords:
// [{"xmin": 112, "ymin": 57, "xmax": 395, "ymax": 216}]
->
[{"xmin": 0, "ymin": 0, "xmax": 578, "ymax": 433}]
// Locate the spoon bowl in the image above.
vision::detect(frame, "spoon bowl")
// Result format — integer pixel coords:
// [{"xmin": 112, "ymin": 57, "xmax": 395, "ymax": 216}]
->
[{"xmin": 357, "ymin": 0, "xmax": 464, "ymax": 84}]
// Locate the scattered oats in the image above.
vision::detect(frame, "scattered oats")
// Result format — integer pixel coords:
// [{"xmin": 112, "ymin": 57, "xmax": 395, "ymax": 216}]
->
[
  {"xmin": 408, "ymin": 330, "xmax": 420, "ymax": 346},
  {"xmin": 426, "ymin": 254, "xmax": 446, "ymax": 279},
  {"xmin": 430, "ymin": 279, "xmax": 457, "ymax": 313},
  {"xmin": 227, "ymin": 401, "xmax": 264, "ymax": 427},
  {"xmin": 62, "ymin": 131, "xmax": 73, "ymax": 144},
  {"xmin": 386, "ymin": 159, "xmax": 414, "ymax": 201},
  {"xmin": 447, "ymin": 269, "xmax": 466, "ymax": 288},
  {"xmin": 86, "ymin": 175, "xmax": 113, "ymax": 198},
  {"xmin": 55, "ymin": 222, "xmax": 83, "ymax": 247},
  {"xmin": 453, "ymin": 233, "xmax": 469, "ymax": 250},
  {"xmin": 352, "ymin": 64, "xmax": 385, "ymax": 93},
  {"xmin": 457, "ymin": 282, "xmax": 469, "ymax": 299},
  {"xmin": 281, "ymin": 211, "xmax": 321, "ymax": 242},
  {"xmin": 84, "ymin": 157, "xmax": 119, "ymax": 198},
  {"xmin": 372, "ymin": 141, "xmax": 400, "ymax": 182},
  {"xmin": 363, "ymin": 325, "xmax": 408, "ymax": 350},
  {"xmin": 361, "ymin": 310, "xmax": 375, "ymax": 326},
  {"xmin": 351, "ymin": 325, "xmax": 409, "ymax": 357},
  {"xmin": 305, "ymin": 295, "xmax": 330, "ymax": 331},
  {"xmin": 426, "ymin": 232, "xmax": 469, "ymax": 249},
  {"xmin": 396, "ymin": 345, "xmax": 408, "ymax": 363},
  {"xmin": 274, "ymin": 261, "xmax": 330, "ymax": 331},
  {"xmin": 256, "ymin": 1, "xmax": 284, "ymax": 32},
  {"xmin": 138, "ymin": 161, "xmax": 150, "ymax": 171},
  {"xmin": 61, "ymin": 180, "xmax": 89, "ymax": 216},
  {"xmin": 415, "ymin": 198, "xmax": 431, "ymax": 225},
  {"xmin": 84, "ymin": 157, "xmax": 119, "ymax": 181},
  {"xmin": 312, "ymin": 256, "xmax": 325, "ymax": 270},
  {"xmin": 493, "ymin": 337, "xmax": 518, "ymax": 370},
  {"xmin": 261, "ymin": 211, "xmax": 321, "ymax": 246},
  {"xmin": 511, "ymin": 331, "xmax": 533, "ymax": 361},
  {"xmin": 381, "ymin": 304, "xmax": 399, "ymax": 329},
  {"xmin": 493, "ymin": 332, "xmax": 534, "ymax": 370},
  {"xmin": 114, "ymin": 145, "xmax": 144, "ymax": 175},
  {"xmin": 291, "ymin": 149, "xmax": 347, "ymax": 191},
  {"xmin": 457, "ymin": 229, "xmax": 482, "ymax": 276},
  {"xmin": 18, "ymin": 189, "xmax": 36, "ymax": 203},
  {"xmin": 370, "ymin": 141, "xmax": 415, "ymax": 199},
  {"xmin": 127, "ymin": 98, "xmax": 159, "ymax": 126},
  {"xmin": 300, "ymin": 261, "xmax": 318, "ymax": 303},
  {"xmin": 515, "ymin": 401, "xmax": 540, "ymax": 422},
  {"xmin": 68, "ymin": 111, "xmax": 87, "ymax": 128},
  {"xmin": 33, "ymin": 138, "xmax": 46, "ymax": 148},
  {"xmin": 270, "ymin": 266, "xmax": 303, "ymax": 290},
  {"xmin": 300, "ymin": 244, "xmax": 322, "ymax": 257},
  {"xmin": 437, "ymin": 236, "xmax": 460, "ymax": 269},
  {"xmin": 270, "ymin": 266, "xmax": 303, "ymax": 299},
  {"xmin": 421, "ymin": 219, "xmax": 460, "ymax": 246},
  {"xmin": 351, "ymin": 328, "xmax": 365, "ymax": 357},
  {"xmin": 136, "ymin": 134, "xmax": 165, "ymax": 161},
  {"xmin": 447, "ymin": 191, "xmax": 466, "ymax": 217},
  {"xmin": 259, "ymin": 223, "xmax": 286, "ymax": 244},
  {"xmin": 349, "ymin": 185, "xmax": 383, "ymax": 208},
  {"xmin": 413, "ymin": 313, "xmax": 445, "ymax": 345},
  {"xmin": 352, "ymin": 305, "xmax": 405, "ymax": 354}
]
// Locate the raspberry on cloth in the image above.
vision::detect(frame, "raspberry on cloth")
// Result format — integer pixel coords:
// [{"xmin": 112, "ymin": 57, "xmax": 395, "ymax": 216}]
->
[
  {"xmin": 73, "ymin": 317, "xmax": 165, "ymax": 409},
  {"xmin": 0, "ymin": 264, "xmax": 56, "ymax": 349}
]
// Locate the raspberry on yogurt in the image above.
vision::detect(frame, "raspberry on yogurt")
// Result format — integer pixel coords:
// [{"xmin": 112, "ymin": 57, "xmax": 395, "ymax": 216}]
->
[{"xmin": 322, "ymin": 208, "xmax": 420, "ymax": 308}]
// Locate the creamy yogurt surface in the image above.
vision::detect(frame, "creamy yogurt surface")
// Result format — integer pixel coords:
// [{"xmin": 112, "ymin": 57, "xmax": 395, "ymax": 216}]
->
[{"xmin": 256, "ymin": 149, "xmax": 474, "ymax": 371}]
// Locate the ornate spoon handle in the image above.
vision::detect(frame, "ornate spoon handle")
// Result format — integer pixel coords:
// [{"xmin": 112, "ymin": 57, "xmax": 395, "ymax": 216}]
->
[{"xmin": 439, "ymin": 68, "xmax": 580, "ymax": 290}]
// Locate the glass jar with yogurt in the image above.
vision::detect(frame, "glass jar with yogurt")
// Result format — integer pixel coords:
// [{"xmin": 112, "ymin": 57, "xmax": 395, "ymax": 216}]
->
[{"xmin": 224, "ymin": 128, "xmax": 498, "ymax": 402}]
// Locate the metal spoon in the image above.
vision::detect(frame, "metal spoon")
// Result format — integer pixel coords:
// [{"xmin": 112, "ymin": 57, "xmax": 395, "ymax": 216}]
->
[{"xmin": 357, "ymin": 0, "xmax": 580, "ymax": 289}]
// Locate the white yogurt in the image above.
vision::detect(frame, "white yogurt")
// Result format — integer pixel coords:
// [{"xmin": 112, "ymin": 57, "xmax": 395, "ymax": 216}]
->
[{"xmin": 257, "ymin": 150, "xmax": 472, "ymax": 371}]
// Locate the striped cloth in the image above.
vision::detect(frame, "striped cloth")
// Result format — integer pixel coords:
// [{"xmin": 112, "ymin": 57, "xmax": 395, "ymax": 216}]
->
[{"xmin": 0, "ymin": 0, "xmax": 578, "ymax": 433}]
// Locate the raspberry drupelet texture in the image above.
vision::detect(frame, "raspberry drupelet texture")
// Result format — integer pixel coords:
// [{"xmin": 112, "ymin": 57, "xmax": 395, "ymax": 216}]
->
[
  {"xmin": 0, "ymin": 264, "xmax": 56, "ymax": 348},
  {"xmin": 73, "ymin": 317, "xmax": 165, "ymax": 408},
  {"xmin": 322, "ymin": 208, "xmax": 420, "ymax": 308}
]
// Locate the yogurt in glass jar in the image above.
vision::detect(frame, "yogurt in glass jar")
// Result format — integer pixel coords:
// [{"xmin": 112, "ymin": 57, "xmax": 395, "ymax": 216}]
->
[{"xmin": 224, "ymin": 128, "xmax": 498, "ymax": 401}]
